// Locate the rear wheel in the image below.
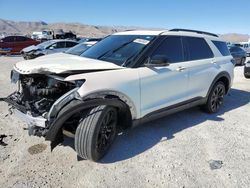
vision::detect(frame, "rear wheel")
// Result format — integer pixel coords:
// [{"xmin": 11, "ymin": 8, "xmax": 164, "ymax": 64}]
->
[
  {"xmin": 203, "ymin": 81, "xmax": 226, "ymax": 113},
  {"xmin": 74, "ymin": 105, "xmax": 118, "ymax": 161},
  {"xmin": 244, "ymin": 73, "xmax": 250, "ymax": 78}
]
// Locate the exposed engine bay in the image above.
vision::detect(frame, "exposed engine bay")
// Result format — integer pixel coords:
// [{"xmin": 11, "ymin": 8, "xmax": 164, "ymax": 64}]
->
[{"xmin": 8, "ymin": 71, "xmax": 76, "ymax": 117}]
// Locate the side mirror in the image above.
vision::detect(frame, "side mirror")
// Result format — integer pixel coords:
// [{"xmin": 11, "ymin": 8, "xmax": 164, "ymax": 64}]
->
[
  {"xmin": 145, "ymin": 55, "xmax": 170, "ymax": 67},
  {"xmin": 49, "ymin": 46, "xmax": 54, "ymax": 50}
]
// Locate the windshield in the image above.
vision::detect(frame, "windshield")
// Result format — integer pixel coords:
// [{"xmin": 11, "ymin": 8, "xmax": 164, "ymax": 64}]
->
[
  {"xmin": 37, "ymin": 40, "xmax": 55, "ymax": 49},
  {"xmin": 65, "ymin": 42, "xmax": 94, "ymax": 56},
  {"xmin": 80, "ymin": 35, "xmax": 155, "ymax": 66}
]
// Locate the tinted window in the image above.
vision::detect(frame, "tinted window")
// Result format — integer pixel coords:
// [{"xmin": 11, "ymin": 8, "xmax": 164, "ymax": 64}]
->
[
  {"xmin": 229, "ymin": 47, "xmax": 243, "ymax": 53},
  {"xmin": 234, "ymin": 44, "xmax": 242, "ymax": 47},
  {"xmin": 212, "ymin": 40, "xmax": 231, "ymax": 56},
  {"xmin": 65, "ymin": 43, "xmax": 92, "ymax": 55},
  {"xmin": 15, "ymin": 36, "xmax": 27, "ymax": 42},
  {"xmin": 51, "ymin": 42, "xmax": 65, "ymax": 48},
  {"xmin": 184, "ymin": 37, "xmax": 213, "ymax": 60},
  {"xmin": 2, "ymin": 36, "xmax": 15, "ymax": 42},
  {"xmin": 150, "ymin": 36, "xmax": 184, "ymax": 63},
  {"xmin": 66, "ymin": 42, "xmax": 77, "ymax": 48}
]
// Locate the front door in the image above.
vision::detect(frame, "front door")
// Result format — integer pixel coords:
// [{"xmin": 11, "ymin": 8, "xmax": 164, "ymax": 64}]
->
[{"xmin": 139, "ymin": 36, "xmax": 189, "ymax": 117}]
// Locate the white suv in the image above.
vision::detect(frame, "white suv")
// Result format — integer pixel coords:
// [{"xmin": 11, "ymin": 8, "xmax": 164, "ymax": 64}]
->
[{"xmin": 1, "ymin": 29, "xmax": 234, "ymax": 161}]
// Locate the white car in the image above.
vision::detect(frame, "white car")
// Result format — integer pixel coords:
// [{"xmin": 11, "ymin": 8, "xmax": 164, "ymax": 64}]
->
[
  {"xmin": 1, "ymin": 29, "xmax": 234, "ymax": 162},
  {"xmin": 21, "ymin": 39, "xmax": 78, "ymax": 59},
  {"xmin": 31, "ymin": 30, "xmax": 54, "ymax": 40}
]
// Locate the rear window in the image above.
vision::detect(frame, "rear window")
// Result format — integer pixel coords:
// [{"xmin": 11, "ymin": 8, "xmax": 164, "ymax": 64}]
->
[
  {"xmin": 212, "ymin": 41, "xmax": 231, "ymax": 56},
  {"xmin": 184, "ymin": 37, "xmax": 214, "ymax": 61}
]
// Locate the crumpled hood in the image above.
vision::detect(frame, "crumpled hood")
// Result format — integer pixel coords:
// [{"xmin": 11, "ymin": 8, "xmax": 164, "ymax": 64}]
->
[
  {"xmin": 21, "ymin": 45, "xmax": 40, "ymax": 53},
  {"xmin": 14, "ymin": 55, "xmax": 124, "ymax": 74}
]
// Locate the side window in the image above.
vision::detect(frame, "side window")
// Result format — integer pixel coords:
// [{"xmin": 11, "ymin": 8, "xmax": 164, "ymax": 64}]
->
[
  {"xmin": 150, "ymin": 36, "xmax": 184, "ymax": 63},
  {"xmin": 184, "ymin": 37, "xmax": 214, "ymax": 60},
  {"xmin": 66, "ymin": 42, "xmax": 77, "ymax": 48},
  {"xmin": 3, "ymin": 36, "xmax": 15, "ymax": 42},
  {"xmin": 230, "ymin": 47, "xmax": 242, "ymax": 52},
  {"xmin": 229, "ymin": 47, "xmax": 237, "ymax": 52},
  {"xmin": 212, "ymin": 40, "xmax": 231, "ymax": 56},
  {"xmin": 15, "ymin": 36, "xmax": 27, "ymax": 42},
  {"xmin": 52, "ymin": 42, "xmax": 66, "ymax": 49}
]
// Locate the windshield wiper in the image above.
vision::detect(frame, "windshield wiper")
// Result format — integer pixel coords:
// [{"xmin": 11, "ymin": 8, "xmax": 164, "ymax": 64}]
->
[{"xmin": 97, "ymin": 40, "xmax": 135, "ymax": 60}]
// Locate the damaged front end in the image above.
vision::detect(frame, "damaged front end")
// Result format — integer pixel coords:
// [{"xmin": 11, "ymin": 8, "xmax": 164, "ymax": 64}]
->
[{"xmin": 1, "ymin": 70, "xmax": 81, "ymax": 137}]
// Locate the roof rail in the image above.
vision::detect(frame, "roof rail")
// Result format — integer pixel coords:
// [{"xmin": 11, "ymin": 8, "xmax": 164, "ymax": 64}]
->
[{"xmin": 169, "ymin": 28, "xmax": 218, "ymax": 37}]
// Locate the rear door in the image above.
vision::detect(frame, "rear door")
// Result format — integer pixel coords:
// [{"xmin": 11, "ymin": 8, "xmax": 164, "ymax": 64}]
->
[
  {"xmin": 139, "ymin": 36, "xmax": 189, "ymax": 117},
  {"xmin": 182, "ymin": 36, "xmax": 216, "ymax": 99}
]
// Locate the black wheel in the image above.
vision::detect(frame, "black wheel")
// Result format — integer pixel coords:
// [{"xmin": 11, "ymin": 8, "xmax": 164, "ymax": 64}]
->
[
  {"xmin": 203, "ymin": 81, "xmax": 226, "ymax": 113},
  {"xmin": 240, "ymin": 57, "xmax": 246, "ymax": 66},
  {"xmin": 75, "ymin": 105, "xmax": 118, "ymax": 161},
  {"xmin": 244, "ymin": 73, "xmax": 250, "ymax": 78}
]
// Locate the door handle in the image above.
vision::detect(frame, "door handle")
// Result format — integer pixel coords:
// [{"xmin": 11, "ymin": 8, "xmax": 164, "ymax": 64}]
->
[{"xmin": 176, "ymin": 66, "xmax": 187, "ymax": 71}]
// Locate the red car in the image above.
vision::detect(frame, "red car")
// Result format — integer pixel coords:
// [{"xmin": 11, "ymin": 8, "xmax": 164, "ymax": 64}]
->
[{"xmin": 0, "ymin": 36, "xmax": 40, "ymax": 54}]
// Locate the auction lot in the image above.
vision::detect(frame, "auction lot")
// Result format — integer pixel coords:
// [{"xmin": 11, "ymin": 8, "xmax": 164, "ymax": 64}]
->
[{"xmin": 0, "ymin": 56, "xmax": 250, "ymax": 188}]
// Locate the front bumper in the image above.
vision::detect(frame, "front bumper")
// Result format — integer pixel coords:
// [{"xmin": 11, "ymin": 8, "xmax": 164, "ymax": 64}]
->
[
  {"xmin": 14, "ymin": 109, "xmax": 46, "ymax": 128},
  {"xmin": 0, "ymin": 88, "xmax": 81, "ymax": 136},
  {"xmin": 14, "ymin": 109, "xmax": 47, "ymax": 136},
  {"xmin": 0, "ymin": 94, "xmax": 47, "ymax": 136}
]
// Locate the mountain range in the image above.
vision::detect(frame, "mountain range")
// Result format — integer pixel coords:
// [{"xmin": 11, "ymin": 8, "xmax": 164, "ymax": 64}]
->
[{"xmin": 0, "ymin": 18, "xmax": 249, "ymax": 42}]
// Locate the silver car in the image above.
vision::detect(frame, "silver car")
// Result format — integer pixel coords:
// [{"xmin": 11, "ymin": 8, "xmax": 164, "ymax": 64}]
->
[{"xmin": 21, "ymin": 39, "xmax": 78, "ymax": 59}]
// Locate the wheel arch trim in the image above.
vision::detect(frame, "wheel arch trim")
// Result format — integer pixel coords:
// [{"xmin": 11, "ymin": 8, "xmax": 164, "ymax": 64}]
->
[
  {"xmin": 45, "ymin": 98, "xmax": 132, "ymax": 149},
  {"xmin": 206, "ymin": 71, "xmax": 231, "ymax": 98}
]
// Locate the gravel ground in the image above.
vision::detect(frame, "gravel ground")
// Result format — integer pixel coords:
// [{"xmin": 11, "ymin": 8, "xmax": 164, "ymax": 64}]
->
[{"xmin": 0, "ymin": 56, "xmax": 250, "ymax": 188}]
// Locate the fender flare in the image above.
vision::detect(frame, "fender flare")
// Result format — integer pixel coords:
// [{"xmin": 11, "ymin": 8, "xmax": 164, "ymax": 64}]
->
[
  {"xmin": 206, "ymin": 71, "xmax": 231, "ymax": 98},
  {"xmin": 45, "ymin": 98, "xmax": 132, "ymax": 149}
]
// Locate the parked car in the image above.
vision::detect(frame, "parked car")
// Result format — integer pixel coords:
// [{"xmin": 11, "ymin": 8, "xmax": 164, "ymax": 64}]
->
[
  {"xmin": 240, "ymin": 42, "xmax": 250, "ymax": 56},
  {"xmin": 53, "ymin": 30, "xmax": 77, "ymax": 39},
  {"xmin": 29, "ymin": 41, "xmax": 98, "ymax": 61},
  {"xmin": 31, "ymin": 30, "xmax": 54, "ymax": 41},
  {"xmin": 0, "ymin": 36, "xmax": 39, "ymax": 54},
  {"xmin": 64, "ymin": 31, "xmax": 77, "ymax": 39},
  {"xmin": 0, "ymin": 29, "xmax": 234, "ymax": 162},
  {"xmin": 228, "ymin": 46, "xmax": 247, "ymax": 65},
  {"xmin": 21, "ymin": 39, "xmax": 78, "ymax": 59},
  {"xmin": 64, "ymin": 41, "xmax": 97, "ymax": 56},
  {"xmin": 244, "ymin": 60, "xmax": 250, "ymax": 78}
]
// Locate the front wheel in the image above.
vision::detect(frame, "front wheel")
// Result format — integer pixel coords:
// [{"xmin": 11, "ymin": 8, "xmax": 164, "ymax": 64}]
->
[
  {"xmin": 74, "ymin": 105, "xmax": 118, "ymax": 161},
  {"xmin": 203, "ymin": 81, "xmax": 226, "ymax": 113}
]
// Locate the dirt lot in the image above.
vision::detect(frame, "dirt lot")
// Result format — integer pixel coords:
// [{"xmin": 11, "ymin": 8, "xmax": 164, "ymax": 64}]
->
[{"xmin": 0, "ymin": 56, "xmax": 250, "ymax": 188}]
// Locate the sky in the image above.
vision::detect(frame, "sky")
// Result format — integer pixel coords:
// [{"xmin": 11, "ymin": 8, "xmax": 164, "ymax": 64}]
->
[{"xmin": 0, "ymin": 0, "xmax": 249, "ymax": 34}]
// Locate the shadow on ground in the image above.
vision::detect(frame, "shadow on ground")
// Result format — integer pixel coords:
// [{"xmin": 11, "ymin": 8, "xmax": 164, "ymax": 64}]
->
[{"xmin": 61, "ymin": 88, "xmax": 250, "ymax": 163}]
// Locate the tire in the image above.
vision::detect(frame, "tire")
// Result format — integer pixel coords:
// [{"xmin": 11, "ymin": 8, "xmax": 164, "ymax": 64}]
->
[
  {"xmin": 75, "ymin": 105, "xmax": 118, "ymax": 161},
  {"xmin": 203, "ymin": 81, "xmax": 226, "ymax": 113},
  {"xmin": 240, "ymin": 57, "xmax": 246, "ymax": 66},
  {"xmin": 244, "ymin": 73, "xmax": 250, "ymax": 78}
]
